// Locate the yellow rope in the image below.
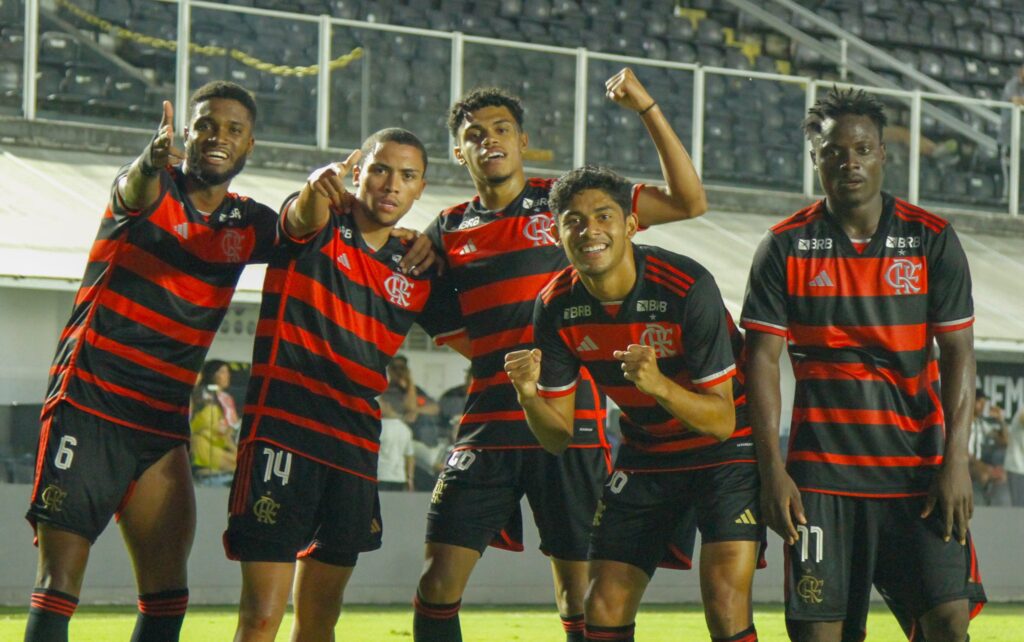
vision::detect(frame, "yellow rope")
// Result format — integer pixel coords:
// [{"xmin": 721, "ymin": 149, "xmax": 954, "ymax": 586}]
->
[{"xmin": 55, "ymin": 0, "xmax": 363, "ymax": 77}]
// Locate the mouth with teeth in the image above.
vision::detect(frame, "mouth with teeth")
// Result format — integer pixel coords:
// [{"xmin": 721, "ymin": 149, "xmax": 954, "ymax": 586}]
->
[
  {"xmin": 574, "ymin": 241, "xmax": 611, "ymax": 265},
  {"xmin": 482, "ymin": 149, "xmax": 506, "ymax": 164},
  {"xmin": 202, "ymin": 148, "xmax": 230, "ymax": 165}
]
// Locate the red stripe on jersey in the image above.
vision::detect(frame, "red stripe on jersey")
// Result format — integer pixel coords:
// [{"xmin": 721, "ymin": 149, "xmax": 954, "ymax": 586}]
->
[
  {"xmin": 246, "ymin": 406, "xmax": 380, "ymax": 454},
  {"xmin": 621, "ymin": 456, "xmax": 757, "ymax": 474},
  {"xmin": 256, "ymin": 320, "xmax": 388, "ymax": 391},
  {"xmin": 793, "ymin": 360, "xmax": 929, "ymax": 396},
  {"xmin": 63, "ymin": 398, "xmax": 189, "ymax": 441},
  {"xmin": 742, "ymin": 319, "xmax": 788, "ymax": 337},
  {"xmin": 557, "ymin": 322, "xmax": 681, "ymax": 361},
  {"xmin": 460, "ymin": 272, "xmax": 557, "ymax": 315},
  {"xmin": 933, "ymin": 318, "xmax": 974, "ymax": 334},
  {"xmin": 771, "ymin": 202, "xmax": 823, "ymax": 234},
  {"xmin": 796, "ymin": 406, "xmax": 941, "ymax": 433},
  {"xmin": 787, "ymin": 256, "xmax": 929, "ymax": 298},
  {"xmin": 540, "ymin": 269, "xmax": 575, "ymax": 305},
  {"xmin": 470, "ymin": 326, "xmax": 533, "ymax": 357},
  {"xmin": 73, "ymin": 369, "xmax": 185, "ymax": 413},
  {"xmin": 98, "ymin": 290, "xmax": 215, "ymax": 347},
  {"xmin": 85, "ymin": 329, "xmax": 197, "ymax": 385},
  {"xmin": 249, "ymin": 438, "xmax": 378, "ymax": 482},
  {"xmin": 468, "ymin": 370, "xmax": 509, "ymax": 394},
  {"xmin": 799, "ymin": 486, "xmax": 928, "ymax": 498},
  {"xmin": 249, "ymin": 362, "xmax": 378, "ymax": 416},
  {"xmin": 788, "ymin": 451, "xmax": 943, "ymax": 467},
  {"xmin": 73, "ymin": 283, "xmax": 101, "ymax": 307},
  {"xmin": 147, "ymin": 202, "xmax": 260, "ymax": 264},
  {"xmin": 443, "ymin": 216, "xmax": 557, "ymax": 269},
  {"xmin": 116, "ymin": 244, "xmax": 235, "ymax": 308},
  {"xmin": 646, "ymin": 255, "xmax": 695, "ymax": 287},
  {"xmin": 894, "ymin": 201, "xmax": 945, "ymax": 233},
  {"xmin": 265, "ymin": 270, "xmax": 407, "ymax": 356},
  {"xmin": 788, "ymin": 322, "xmax": 927, "ymax": 352},
  {"xmin": 644, "ymin": 273, "xmax": 689, "ymax": 300}
]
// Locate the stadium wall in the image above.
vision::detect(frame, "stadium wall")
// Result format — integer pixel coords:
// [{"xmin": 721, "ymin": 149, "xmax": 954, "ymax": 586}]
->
[{"xmin": 0, "ymin": 484, "xmax": 1020, "ymax": 606}]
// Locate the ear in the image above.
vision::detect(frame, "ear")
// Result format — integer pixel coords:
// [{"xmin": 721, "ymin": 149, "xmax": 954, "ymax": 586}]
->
[
  {"xmin": 625, "ymin": 213, "xmax": 639, "ymax": 240},
  {"xmin": 413, "ymin": 178, "xmax": 427, "ymax": 201},
  {"xmin": 519, "ymin": 130, "xmax": 529, "ymax": 151},
  {"xmin": 552, "ymin": 219, "xmax": 562, "ymax": 246},
  {"xmin": 244, "ymin": 135, "xmax": 255, "ymax": 158},
  {"xmin": 879, "ymin": 142, "xmax": 887, "ymax": 165},
  {"xmin": 453, "ymin": 146, "xmax": 466, "ymax": 166}
]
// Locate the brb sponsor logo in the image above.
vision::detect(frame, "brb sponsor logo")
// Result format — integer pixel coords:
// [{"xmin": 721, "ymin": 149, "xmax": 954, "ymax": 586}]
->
[
  {"xmin": 523, "ymin": 213, "xmax": 556, "ymax": 246},
  {"xmin": 884, "ymin": 259, "xmax": 922, "ymax": 295},
  {"xmin": 639, "ymin": 323, "xmax": 677, "ymax": 357},
  {"xmin": 385, "ymin": 273, "xmax": 412, "ymax": 307}
]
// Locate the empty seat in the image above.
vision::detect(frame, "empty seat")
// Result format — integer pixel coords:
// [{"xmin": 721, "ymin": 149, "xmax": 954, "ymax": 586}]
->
[{"xmin": 39, "ymin": 32, "xmax": 78, "ymax": 66}]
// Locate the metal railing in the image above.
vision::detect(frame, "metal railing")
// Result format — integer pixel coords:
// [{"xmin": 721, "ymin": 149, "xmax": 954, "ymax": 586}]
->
[{"xmin": 10, "ymin": 0, "xmax": 1023, "ymax": 215}]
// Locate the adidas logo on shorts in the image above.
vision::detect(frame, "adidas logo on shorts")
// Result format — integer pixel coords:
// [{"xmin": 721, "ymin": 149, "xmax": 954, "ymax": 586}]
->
[{"xmin": 734, "ymin": 508, "xmax": 757, "ymax": 525}]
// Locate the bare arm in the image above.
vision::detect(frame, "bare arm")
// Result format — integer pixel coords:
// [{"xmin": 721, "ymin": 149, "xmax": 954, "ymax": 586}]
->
[
  {"xmin": 923, "ymin": 327, "xmax": 976, "ymax": 544},
  {"xmin": 613, "ymin": 344, "xmax": 734, "ymax": 440},
  {"xmin": 405, "ymin": 454, "xmax": 416, "ymax": 491},
  {"xmin": 286, "ymin": 150, "xmax": 361, "ymax": 238},
  {"xmin": 747, "ymin": 330, "xmax": 806, "ymax": 545},
  {"xmin": 605, "ymin": 68, "xmax": 707, "ymax": 225},
  {"xmin": 505, "ymin": 349, "xmax": 576, "ymax": 454},
  {"xmin": 118, "ymin": 100, "xmax": 184, "ymax": 211}
]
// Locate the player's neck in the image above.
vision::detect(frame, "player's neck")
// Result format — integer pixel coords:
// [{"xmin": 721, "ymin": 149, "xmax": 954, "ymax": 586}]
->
[
  {"xmin": 474, "ymin": 170, "xmax": 526, "ymax": 211},
  {"xmin": 184, "ymin": 177, "xmax": 231, "ymax": 215},
  {"xmin": 352, "ymin": 205, "xmax": 392, "ymax": 251},
  {"xmin": 578, "ymin": 253, "xmax": 637, "ymax": 303},
  {"xmin": 827, "ymin": 193, "xmax": 884, "ymax": 240}
]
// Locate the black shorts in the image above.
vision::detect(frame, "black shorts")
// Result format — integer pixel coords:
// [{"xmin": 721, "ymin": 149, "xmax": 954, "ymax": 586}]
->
[
  {"xmin": 589, "ymin": 461, "xmax": 763, "ymax": 578},
  {"xmin": 426, "ymin": 446, "xmax": 610, "ymax": 560},
  {"xmin": 784, "ymin": 493, "xmax": 987, "ymax": 640},
  {"xmin": 25, "ymin": 402, "xmax": 186, "ymax": 543},
  {"xmin": 224, "ymin": 443, "xmax": 382, "ymax": 567}
]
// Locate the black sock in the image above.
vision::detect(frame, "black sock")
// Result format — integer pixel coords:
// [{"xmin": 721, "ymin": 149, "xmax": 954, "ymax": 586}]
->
[
  {"xmin": 129, "ymin": 589, "xmax": 188, "ymax": 642},
  {"xmin": 561, "ymin": 613, "xmax": 585, "ymax": 641},
  {"xmin": 713, "ymin": 623, "xmax": 758, "ymax": 641},
  {"xmin": 585, "ymin": 622, "xmax": 635, "ymax": 641},
  {"xmin": 25, "ymin": 588, "xmax": 78, "ymax": 642},
  {"xmin": 413, "ymin": 592, "xmax": 462, "ymax": 642}
]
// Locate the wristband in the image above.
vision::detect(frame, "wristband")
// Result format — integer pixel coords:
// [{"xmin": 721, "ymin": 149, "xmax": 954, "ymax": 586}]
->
[{"xmin": 638, "ymin": 102, "xmax": 657, "ymax": 116}]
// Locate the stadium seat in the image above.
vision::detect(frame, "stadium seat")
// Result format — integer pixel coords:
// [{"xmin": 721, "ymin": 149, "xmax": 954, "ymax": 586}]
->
[
  {"xmin": 39, "ymin": 32, "xmax": 79, "ymax": 67},
  {"xmin": 0, "ymin": 28, "xmax": 23, "ymax": 62}
]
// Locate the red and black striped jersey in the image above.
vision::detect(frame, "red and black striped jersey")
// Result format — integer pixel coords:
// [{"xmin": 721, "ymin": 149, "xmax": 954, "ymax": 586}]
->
[
  {"xmin": 426, "ymin": 178, "xmax": 645, "ymax": 450},
  {"xmin": 534, "ymin": 245, "xmax": 753, "ymax": 472},
  {"xmin": 240, "ymin": 205, "xmax": 453, "ymax": 481},
  {"xmin": 741, "ymin": 193, "xmax": 974, "ymax": 497},
  {"xmin": 44, "ymin": 166, "xmax": 279, "ymax": 439}
]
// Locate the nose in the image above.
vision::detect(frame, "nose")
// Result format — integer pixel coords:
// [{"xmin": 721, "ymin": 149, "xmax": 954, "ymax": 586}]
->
[
  {"xmin": 839, "ymin": 149, "xmax": 860, "ymax": 170},
  {"xmin": 383, "ymin": 172, "xmax": 400, "ymax": 192}
]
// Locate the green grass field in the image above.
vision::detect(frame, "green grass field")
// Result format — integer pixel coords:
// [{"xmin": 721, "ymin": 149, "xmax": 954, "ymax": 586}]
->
[{"xmin": 1, "ymin": 603, "xmax": 1021, "ymax": 641}]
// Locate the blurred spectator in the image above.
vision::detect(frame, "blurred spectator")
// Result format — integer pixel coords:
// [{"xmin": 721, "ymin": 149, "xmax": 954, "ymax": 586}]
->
[
  {"xmin": 380, "ymin": 354, "xmax": 445, "ymax": 488},
  {"xmin": 968, "ymin": 389, "xmax": 1009, "ymax": 506},
  {"xmin": 189, "ymin": 360, "xmax": 239, "ymax": 484},
  {"xmin": 1000, "ymin": 64, "xmax": 1024, "ymax": 193},
  {"xmin": 1006, "ymin": 405, "xmax": 1024, "ymax": 507},
  {"xmin": 378, "ymin": 397, "xmax": 415, "ymax": 492}
]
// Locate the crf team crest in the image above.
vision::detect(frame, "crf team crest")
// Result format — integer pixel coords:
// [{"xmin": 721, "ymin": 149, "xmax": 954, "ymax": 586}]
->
[
  {"xmin": 523, "ymin": 213, "xmax": 556, "ymax": 246},
  {"xmin": 221, "ymin": 229, "xmax": 244, "ymax": 262},
  {"xmin": 884, "ymin": 258, "xmax": 922, "ymax": 294},
  {"xmin": 639, "ymin": 323, "xmax": 677, "ymax": 357},
  {"xmin": 385, "ymin": 273, "xmax": 413, "ymax": 307}
]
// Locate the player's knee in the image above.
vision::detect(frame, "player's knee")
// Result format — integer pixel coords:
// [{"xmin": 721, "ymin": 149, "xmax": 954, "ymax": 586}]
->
[
  {"xmin": 416, "ymin": 567, "xmax": 461, "ymax": 604},
  {"xmin": 920, "ymin": 601, "xmax": 969, "ymax": 642},
  {"xmin": 584, "ymin": 584, "xmax": 629, "ymax": 626},
  {"xmin": 238, "ymin": 598, "xmax": 287, "ymax": 633}
]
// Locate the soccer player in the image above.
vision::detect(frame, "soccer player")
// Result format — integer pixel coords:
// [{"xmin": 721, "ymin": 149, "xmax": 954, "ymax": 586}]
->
[
  {"xmin": 413, "ymin": 68, "xmax": 708, "ymax": 642},
  {"xmin": 741, "ymin": 87, "xmax": 986, "ymax": 642},
  {"xmin": 505, "ymin": 165, "xmax": 761, "ymax": 642},
  {"xmin": 24, "ymin": 82, "xmax": 279, "ymax": 642},
  {"xmin": 225, "ymin": 128, "xmax": 454, "ymax": 642}
]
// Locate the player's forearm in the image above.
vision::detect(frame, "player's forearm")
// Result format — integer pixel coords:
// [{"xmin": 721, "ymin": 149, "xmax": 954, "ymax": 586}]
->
[
  {"xmin": 747, "ymin": 348, "xmax": 787, "ymax": 476},
  {"xmin": 937, "ymin": 331, "xmax": 976, "ymax": 468},
  {"xmin": 286, "ymin": 184, "xmax": 331, "ymax": 238},
  {"xmin": 118, "ymin": 153, "xmax": 163, "ymax": 211},
  {"xmin": 519, "ymin": 396, "xmax": 574, "ymax": 454},
  {"xmin": 650, "ymin": 377, "xmax": 734, "ymax": 441},
  {"xmin": 637, "ymin": 105, "xmax": 707, "ymax": 224}
]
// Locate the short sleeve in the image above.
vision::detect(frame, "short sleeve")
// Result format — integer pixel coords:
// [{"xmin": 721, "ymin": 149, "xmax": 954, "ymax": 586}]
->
[
  {"xmin": 109, "ymin": 163, "xmax": 170, "ymax": 221},
  {"xmin": 740, "ymin": 231, "xmax": 789, "ymax": 337},
  {"xmin": 534, "ymin": 296, "xmax": 581, "ymax": 397},
  {"xmin": 927, "ymin": 225, "xmax": 974, "ymax": 333},
  {"xmin": 683, "ymin": 274, "xmax": 737, "ymax": 388}
]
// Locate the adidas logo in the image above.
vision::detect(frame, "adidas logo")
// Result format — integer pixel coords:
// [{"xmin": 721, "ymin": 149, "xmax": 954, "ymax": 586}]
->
[
  {"xmin": 174, "ymin": 222, "xmax": 189, "ymax": 239},
  {"xmin": 457, "ymin": 240, "xmax": 478, "ymax": 255},
  {"xmin": 808, "ymin": 270, "xmax": 834, "ymax": 287},
  {"xmin": 735, "ymin": 508, "xmax": 757, "ymax": 525},
  {"xmin": 337, "ymin": 253, "xmax": 351, "ymax": 269},
  {"xmin": 576, "ymin": 336, "xmax": 599, "ymax": 352}
]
